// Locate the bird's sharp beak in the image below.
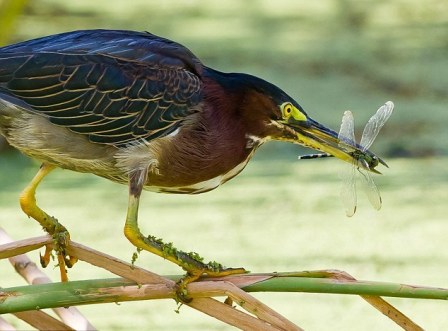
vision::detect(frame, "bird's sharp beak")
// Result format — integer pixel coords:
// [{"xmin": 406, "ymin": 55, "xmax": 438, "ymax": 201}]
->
[{"xmin": 285, "ymin": 117, "xmax": 384, "ymax": 173}]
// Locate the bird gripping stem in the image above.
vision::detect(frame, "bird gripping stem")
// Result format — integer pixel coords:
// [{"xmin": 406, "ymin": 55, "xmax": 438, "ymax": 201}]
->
[{"xmin": 123, "ymin": 168, "xmax": 246, "ymax": 277}]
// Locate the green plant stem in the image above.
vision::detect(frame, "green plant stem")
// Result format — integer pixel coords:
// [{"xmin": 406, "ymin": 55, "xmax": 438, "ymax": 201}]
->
[
  {"xmin": 1, "ymin": 276, "xmax": 447, "ymax": 314},
  {"xmin": 243, "ymin": 277, "xmax": 448, "ymax": 300}
]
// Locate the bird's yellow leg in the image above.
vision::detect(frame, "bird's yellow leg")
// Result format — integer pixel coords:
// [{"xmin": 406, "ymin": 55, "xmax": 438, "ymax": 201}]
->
[
  {"xmin": 19, "ymin": 163, "xmax": 77, "ymax": 282},
  {"xmin": 124, "ymin": 169, "xmax": 246, "ymax": 296}
]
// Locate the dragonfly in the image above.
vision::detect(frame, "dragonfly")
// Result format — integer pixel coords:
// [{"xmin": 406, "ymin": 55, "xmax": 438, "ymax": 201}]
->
[{"xmin": 298, "ymin": 101, "xmax": 394, "ymax": 216}]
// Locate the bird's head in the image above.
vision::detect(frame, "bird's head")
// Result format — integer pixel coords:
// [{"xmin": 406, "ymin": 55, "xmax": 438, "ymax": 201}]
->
[{"xmin": 233, "ymin": 73, "xmax": 381, "ymax": 170}]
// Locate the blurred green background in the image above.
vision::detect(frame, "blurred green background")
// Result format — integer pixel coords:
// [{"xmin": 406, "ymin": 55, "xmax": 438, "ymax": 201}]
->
[{"xmin": 1, "ymin": 0, "xmax": 447, "ymax": 330}]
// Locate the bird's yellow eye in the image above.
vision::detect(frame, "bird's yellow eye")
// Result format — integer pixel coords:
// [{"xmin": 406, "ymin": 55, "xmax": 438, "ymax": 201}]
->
[
  {"xmin": 284, "ymin": 104, "xmax": 292, "ymax": 116},
  {"xmin": 281, "ymin": 102, "xmax": 307, "ymax": 122}
]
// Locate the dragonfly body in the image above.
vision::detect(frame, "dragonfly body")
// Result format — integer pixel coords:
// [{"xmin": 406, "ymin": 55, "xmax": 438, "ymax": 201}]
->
[
  {"xmin": 299, "ymin": 150, "xmax": 381, "ymax": 172},
  {"xmin": 298, "ymin": 153, "xmax": 331, "ymax": 160}
]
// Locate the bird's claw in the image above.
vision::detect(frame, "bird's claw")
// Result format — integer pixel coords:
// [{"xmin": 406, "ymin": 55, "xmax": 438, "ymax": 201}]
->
[
  {"xmin": 39, "ymin": 244, "xmax": 53, "ymax": 268},
  {"xmin": 174, "ymin": 271, "xmax": 203, "ymax": 303},
  {"xmin": 40, "ymin": 224, "xmax": 77, "ymax": 282},
  {"xmin": 174, "ymin": 265, "xmax": 248, "ymax": 303}
]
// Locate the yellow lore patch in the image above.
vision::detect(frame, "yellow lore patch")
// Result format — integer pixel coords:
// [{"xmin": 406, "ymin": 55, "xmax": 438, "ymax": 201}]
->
[{"xmin": 280, "ymin": 102, "xmax": 307, "ymax": 122}]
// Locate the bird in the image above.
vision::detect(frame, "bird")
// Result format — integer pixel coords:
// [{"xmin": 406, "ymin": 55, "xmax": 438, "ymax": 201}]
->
[{"xmin": 0, "ymin": 29, "xmax": 381, "ymax": 284}]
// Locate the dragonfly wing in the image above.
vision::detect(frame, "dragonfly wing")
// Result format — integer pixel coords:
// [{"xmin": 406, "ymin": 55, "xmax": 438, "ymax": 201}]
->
[
  {"xmin": 338, "ymin": 110, "xmax": 357, "ymax": 216},
  {"xmin": 360, "ymin": 101, "xmax": 394, "ymax": 151},
  {"xmin": 340, "ymin": 162, "xmax": 357, "ymax": 217},
  {"xmin": 338, "ymin": 110, "xmax": 355, "ymax": 146},
  {"xmin": 359, "ymin": 169, "xmax": 382, "ymax": 210}
]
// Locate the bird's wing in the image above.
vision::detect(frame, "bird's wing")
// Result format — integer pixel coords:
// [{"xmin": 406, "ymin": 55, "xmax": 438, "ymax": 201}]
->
[{"xmin": 0, "ymin": 30, "xmax": 203, "ymax": 146}]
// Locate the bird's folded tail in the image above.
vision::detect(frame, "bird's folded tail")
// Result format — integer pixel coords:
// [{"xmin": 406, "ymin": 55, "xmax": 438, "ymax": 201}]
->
[
  {"xmin": 0, "ymin": 91, "xmax": 36, "ymax": 116},
  {"xmin": 0, "ymin": 92, "xmax": 38, "ymax": 141}
]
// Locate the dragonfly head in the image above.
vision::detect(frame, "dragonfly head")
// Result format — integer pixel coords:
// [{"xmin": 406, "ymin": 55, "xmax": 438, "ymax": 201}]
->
[{"xmin": 356, "ymin": 152, "xmax": 388, "ymax": 174}]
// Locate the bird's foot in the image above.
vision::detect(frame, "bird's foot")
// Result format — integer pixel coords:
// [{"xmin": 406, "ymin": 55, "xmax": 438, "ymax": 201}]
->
[
  {"xmin": 175, "ymin": 256, "xmax": 247, "ymax": 303},
  {"xmin": 40, "ymin": 219, "xmax": 78, "ymax": 282},
  {"xmin": 126, "ymin": 233, "xmax": 246, "ymax": 302},
  {"xmin": 19, "ymin": 163, "xmax": 77, "ymax": 281}
]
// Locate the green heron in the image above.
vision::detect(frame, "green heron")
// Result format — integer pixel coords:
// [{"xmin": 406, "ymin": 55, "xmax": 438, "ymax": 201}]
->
[{"xmin": 0, "ymin": 29, "xmax": 382, "ymax": 283}]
